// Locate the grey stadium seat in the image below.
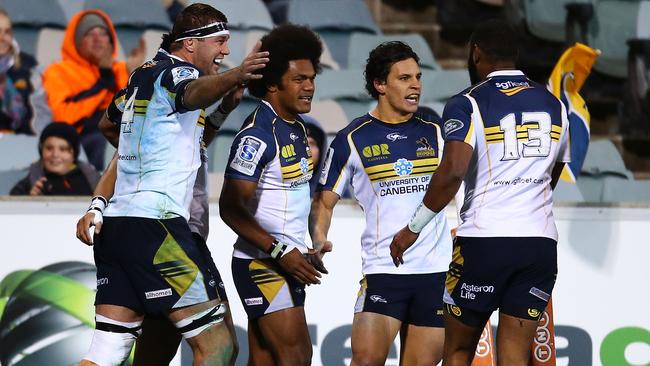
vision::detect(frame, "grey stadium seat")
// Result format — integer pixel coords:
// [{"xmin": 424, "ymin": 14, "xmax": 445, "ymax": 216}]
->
[
  {"xmin": 347, "ymin": 33, "xmax": 441, "ymax": 70},
  {"xmin": 580, "ymin": 139, "xmax": 633, "ymax": 178},
  {"xmin": 2, "ymin": 0, "xmax": 67, "ymax": 55},
  {"xmin": 316, "ymin": 69, "xmax": 370, "ymax": 101},
  {"xmin": 588, "ymin": 0, "xmax": 650, "ymax": 78},
  {"xmin": 190, "ymin": 0, "xmax": 274, "ymax": 31},
  {"xmin": 0, "ymin": 134, "xmax": 40, "ymax": 170},
  {"xmin": 521, "ymin": 0, "xmax": 594, "ymax": 43},
  {"xmin": 288, "ymin": 0, "xmax": 380, "ymax": 67},
  {"xmin": 602, "ymin": 179, "xmax": 650, "ymax": 202},
  {"xmin": 420, "ymin": 70, "xmax": 471, "ymax": 103},
  {"xmin": 0, "ymin": 168, "xmax": 27, "ymax": 195}
]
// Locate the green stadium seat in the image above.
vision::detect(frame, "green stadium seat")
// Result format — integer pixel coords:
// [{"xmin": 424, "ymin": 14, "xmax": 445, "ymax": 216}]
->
[{"xmin": 522, "ymin": 0, "xmax": 594, "ymax": 43}]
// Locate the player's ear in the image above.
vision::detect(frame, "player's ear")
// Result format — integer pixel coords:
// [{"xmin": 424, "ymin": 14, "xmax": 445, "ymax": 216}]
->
[
  {"xmin": 373, "ymin": 79, "xmax": 386, "ymax": 96},
  {"xmin": 472, "ymin": 44, "xmax": 482, "ymax": 66},
  {"xmin": 267, "ymin": 84, "xmax": 278, "ymax": 93},
  {"xmin": 183, "ymin": 39, "xmax": 195, "ymax": 52}
]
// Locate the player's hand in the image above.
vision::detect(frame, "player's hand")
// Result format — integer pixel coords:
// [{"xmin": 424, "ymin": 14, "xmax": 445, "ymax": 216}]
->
[
  {"xmin": 389, "ymin": 226, "xmax": 419, "ymax": 267},
  {"xmin": 306, "ymin": 240, "xmax": 333, "ymax": 274},
  {"xmin": 29, "ymin": 177, "xmax": 47, "ymax": 196},
  {"xmin": 278, "ymin": 248, "xmax": 322, "ymax": 285},
  {"xmin": 236, "ymin": 41, "xmax": 269, "ymax": 84},
  {"xmin": 219, "ymin": 83, "xmax": 246, "ymax": 114},
  {"xmin": 126, "ymin": 37, "xmax": 146, "ymax": 74},
  {"xmin": 76, "ymin": 211, "xmax": 103, "ymax": 246}
]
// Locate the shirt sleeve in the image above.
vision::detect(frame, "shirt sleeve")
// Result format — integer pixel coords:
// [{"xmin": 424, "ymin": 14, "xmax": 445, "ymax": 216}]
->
[
  {"xmin": 317, "ymin": 130, "xmax": 353, "ymax": 196},
  {"xmin": 224, "ymin": 127, "xmax": 277, "ymax": 182},
  {"xmin": 105, "ymin": 88, "xmax": 127, "ymax": 125},
  {"xmin": 441, "ymin": 95, "xmax": 476, "ymax": 148},
  {"xmin": 557, "ymin": 101, "xmax": 571, "ymax": 163},
  {"xmin": 160, "ymin": 64, "xmax": 201, "ymax": 113}
]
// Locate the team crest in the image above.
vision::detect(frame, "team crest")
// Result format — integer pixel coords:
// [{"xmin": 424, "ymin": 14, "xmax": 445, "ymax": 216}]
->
[{"xmin": 415, "ymin": 137, "xmax": 436, "ymax": 158}]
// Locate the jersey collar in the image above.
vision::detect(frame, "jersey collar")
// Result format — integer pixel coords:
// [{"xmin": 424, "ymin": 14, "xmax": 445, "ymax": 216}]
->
[{"xmin": 487, "ymin": 70, "xmax": 525, "ymax": 78}]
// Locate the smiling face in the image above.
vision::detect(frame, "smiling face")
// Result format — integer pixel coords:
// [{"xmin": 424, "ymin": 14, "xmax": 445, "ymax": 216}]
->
[
  {"xmin": 41, "ymin": 136, "xmax": 75, "ymax": 175},
  {"xmin": 270, "ymin": 59, "xmax": 316, "ymax": 120},
  {"xmin": 375, "ymin": 58, "xmax": 422, "ymax": 117},
  {"xmin": 0, "ymin": 13, "xmax": 13, "ymax": 57},
  {"xmin": 190, "ymin": 34, "xmax": 230, "ymax": 75}
]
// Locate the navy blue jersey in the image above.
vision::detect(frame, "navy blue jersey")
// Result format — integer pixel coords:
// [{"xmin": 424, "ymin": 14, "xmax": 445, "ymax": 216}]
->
[{"xmin": 442, "ymin": 70, "xmax": 570, "ymax": 239}]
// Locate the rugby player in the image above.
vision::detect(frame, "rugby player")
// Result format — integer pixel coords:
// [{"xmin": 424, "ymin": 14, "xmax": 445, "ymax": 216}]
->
[
  {"xmin": 390, "ymin": 20, "xmax": 570, "ymax": 366},
  {"xmin": 219, "ymin": 24, "xmax": 326, "ymax": 366},
  {"xmin": 310, "ymin": 41, "xmax": 452, "ymax": 366},
  {"xmin": 76, "ymin": 3, "xmax": 268, "ymax": 365}
]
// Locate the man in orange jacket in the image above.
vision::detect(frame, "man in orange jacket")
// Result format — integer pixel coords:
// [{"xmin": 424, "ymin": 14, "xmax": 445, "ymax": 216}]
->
[{"xmin": 43, "ymin": 9, "xmax": 144, "ymax": 170}]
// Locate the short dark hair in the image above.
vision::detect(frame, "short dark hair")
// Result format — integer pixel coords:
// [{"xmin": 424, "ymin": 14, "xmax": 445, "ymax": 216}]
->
[
  {"xmin": 161, "ymin": 3, "xmax": 228, "ymax": 52},
  {"xmin": 469, "ymin": 20, "xmax": 519, "ymax": 63},
  {"xmin": 248, "ymin": 24, "xmax": 322, "ymax": 98},
  {"xmin": 364, "ymin": 41, "xmax": 419, "ymax": 99}
]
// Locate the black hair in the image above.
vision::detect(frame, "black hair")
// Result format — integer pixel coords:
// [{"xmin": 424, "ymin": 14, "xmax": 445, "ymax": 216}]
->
[
  {"xmin": 364, "ymin": 41, "xmax": 420, "ymax": 99},
  {"xmin": 248, "ymin": 24, "xmax": 323, "ymax": 98},
  {"xmin": 468, "ymin": 20, "xmax": 519, "ymax": 63},
  {"xmin": 161, "ymin": 3, "xmax": 228, "ymax": 52}
]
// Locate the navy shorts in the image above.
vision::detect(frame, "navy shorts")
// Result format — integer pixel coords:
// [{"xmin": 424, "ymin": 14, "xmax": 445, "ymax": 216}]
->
[
  {"xmin": 94, "ymin": 216, "xmax": 219, "ymax": 315},
  {"xmin": 355, "ymin": 273, "xmax": 446, "ymax": 327},
  {"xmin": 444, "ymin": 236, "xmax": 557, "ymax": 327},
  {"xmin": 231, "ymin": 257, "xmax": 305, "ymax": 320}
]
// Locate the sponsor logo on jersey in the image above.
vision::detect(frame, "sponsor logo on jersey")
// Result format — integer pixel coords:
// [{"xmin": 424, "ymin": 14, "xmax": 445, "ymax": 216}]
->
[
  {"xmin": 171, "ymin": 66, "xmax": 199, "ymax": 85},
  {"xmin": 369, "ymin": 295, "xmax": 387, "ymax": 303},
  {"xmin": 362, "ymin": 144, "xmax": 390, "ymax": 161},
  {"xmin": 443, "ymin": 119, "xmax": 464, "ymax": 137},
  {"xmin": 386, "ymin": 132, "xmax": 407, "ymax": 141},
  {"xmin": 230, "ymin": 136, "xmax": 267, "ymax": 176},
  {"xmin": 528, "ymin": 308, "xmax": 541, "ymax": 318},
  {"xmin": 393, "ymin": 158, "xmax": 413, "ymax": 177},
  {"xmin": 448, "ymin": 304, "xmax": 462, "ymax": 317},
  {"xmin": 281, "ymin": 144, "xmax": 297, "ymax": 159},
  {"xmin": 460, "ymin": 283, "xmax": 494, "ymax": 300},
  {"xmin": 145, "ymin": 288, "xmax": 173, "ymax": 299},
  {"xmin": 495, "ymin": 80, "xmax": 530, "ymax": 90},
  {"xmin": 245, "ymin": 297, "xmax": 263, "ymax": 306},
  {"xmin": 141, "ymin": 60, "xmax": 158, "ymax": 68},
  {"xmin": 299, "ymin": 157, "xmax": 310, "ymax": 174},
  {"xmin": 416, "ymin": 137, "xmax": 436, "ymax": 157},
  {"xmin": 96, "ymin": 277, "xmax": 109, "ymax": 287},
  {"xmin": 290, "ymin": 132, "xmax": 300, "ymax": 141}
]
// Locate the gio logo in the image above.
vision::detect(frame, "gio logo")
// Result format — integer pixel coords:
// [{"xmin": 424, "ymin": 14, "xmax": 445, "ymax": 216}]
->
[
  {"xmin": 393, "ymin": 158, "xmax": 413, "ymax": 176},
  {"xmin": 362, "ymin": 144, "xmax": 390, "ymax": 158},
  {"xmin": 281, "ymin": 144, "xmax": 296, "ymax": 158},
  {"xmin": 369, "ymin": 295, "xmax": 387, "ymax": 303}
]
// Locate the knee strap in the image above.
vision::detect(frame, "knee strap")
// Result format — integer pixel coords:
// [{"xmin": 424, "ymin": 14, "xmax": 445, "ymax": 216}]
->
[
  {"xmin": 83, "ymin": 315, "xmax": 142, "ymax": 366},
  {"xmin": 175, "ymin": 303, "xmax": 227, "ymax": 339}
]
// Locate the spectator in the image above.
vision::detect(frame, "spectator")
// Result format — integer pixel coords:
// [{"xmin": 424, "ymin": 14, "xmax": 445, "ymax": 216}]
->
[
  {"xmin": 0, "ymin": 8, "xmax": 38, "ymax": 135},
  {"xmin": 43, "ymin": 9, "xmax": 145, "ymax": 171},
  {"xmin": 10, "ymin": 123, "xmax": 100, "ymax": 196}
]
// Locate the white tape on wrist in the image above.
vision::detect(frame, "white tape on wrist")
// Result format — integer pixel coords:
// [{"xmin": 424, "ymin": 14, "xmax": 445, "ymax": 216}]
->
[
  {"xmin": 407, "ymin": 202, "xmax": 438, "ymax": 234},
  {"xmin": 88, "ymin": 196, "xmax": 107, "ymax": 214}
]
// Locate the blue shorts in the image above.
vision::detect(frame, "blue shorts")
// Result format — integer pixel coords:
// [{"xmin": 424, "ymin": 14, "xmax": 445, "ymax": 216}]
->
[
  {"xmin": 94, "ymin": 216, "xmax": 220, "ymax": 315},
  {"xmin": 231, "ymin": 257, "xmax": 306, "ymax": 320},
  {"xmin": 444, "ymin": 236, "xmax": 557, "ymax": 327},
  {"xmin": 354, "ymin": 273, "xmax": 446, "ymax": 327}
]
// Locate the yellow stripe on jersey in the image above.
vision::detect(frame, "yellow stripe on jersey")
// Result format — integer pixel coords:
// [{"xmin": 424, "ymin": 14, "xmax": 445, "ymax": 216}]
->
[
  {"xmin": 281, "ymin": 159, "xmax": 314, "ymax": 180},
  {"xmin": 499, "ymin": 86, "xmax": 533, "ymax": 96}
]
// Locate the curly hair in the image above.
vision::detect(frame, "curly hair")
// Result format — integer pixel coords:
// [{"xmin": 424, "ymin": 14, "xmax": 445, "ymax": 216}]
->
[
  {"xmin": 248, "ymin": 24, "xmax": 322, "ymax": 98},
  {"xmin": 161, "ymin": 3, "xmax": 228, "ymax": 52},
  {"xmin": 364, "ymin": 41, "xmax": 420, "ymax": 99}
]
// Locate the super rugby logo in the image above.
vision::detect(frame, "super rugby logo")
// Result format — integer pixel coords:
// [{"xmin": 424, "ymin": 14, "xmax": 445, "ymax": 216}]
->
[{"xmin": 171, "ymin": 66, "xmax": 199, "ymax": 85}]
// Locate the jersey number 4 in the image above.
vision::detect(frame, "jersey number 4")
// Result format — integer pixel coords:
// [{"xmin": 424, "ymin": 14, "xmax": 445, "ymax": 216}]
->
[
  {"xmin": 121, "ymin": 87, "xmax": 139, "ymax": 134},
  {"xmin": 499, "ymin": 112, "xmax": 551, "ymax": 161}
]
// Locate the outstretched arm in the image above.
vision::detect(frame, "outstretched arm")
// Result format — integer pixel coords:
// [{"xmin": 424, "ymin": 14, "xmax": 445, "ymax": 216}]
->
[{"xmin": 307, "ymin": 190, "xmax": 339, "ymax": 272}]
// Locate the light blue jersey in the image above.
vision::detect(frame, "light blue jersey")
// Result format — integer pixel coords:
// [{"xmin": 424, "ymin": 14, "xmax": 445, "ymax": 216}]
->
[{"xmin": 104, "ymin": 51, "xmax": 206, "ymax": 220}]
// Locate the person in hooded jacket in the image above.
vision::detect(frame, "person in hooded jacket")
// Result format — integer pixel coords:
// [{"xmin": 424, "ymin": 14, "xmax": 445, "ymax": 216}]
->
[
  {"xmin": 42, "ymin": 9, "xmax": 145, "ymax": 171},
  {"xmin": 10, "ymin": 122, "xmax": 100, "ymax": 195}
]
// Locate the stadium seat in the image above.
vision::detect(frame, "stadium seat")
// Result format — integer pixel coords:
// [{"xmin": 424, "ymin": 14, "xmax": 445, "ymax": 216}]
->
[
  {"xmin": 553, "ymin": 179, "xmax": 585, "ymax": 202},
  {"xmin": 35, "ymin": 29, "xmax": 65, "ymax": 66},
  {"xmin": 219, "ymin": 95, "xmax": 260, "ymax": 133},
  {"xmin": 521, "ymin": 0, "xmax": 594, "ymax": 43},
  {"xmin": 0, "ymin": 134, "xmax": 39, "ymax": 170},
  {"xmin": 287, "ymin": 0, "xmax": 380, "ymax": 67},
  {"xmin": 580, "ymin": 140, "xmax": 633, "ymax": 178},
  {"xmin": 220, "ymin": 30, "xmax": 267, "ymax": 70},
  {"xmin": 347, "ymin": 33, "xmax": 441, "ymax": 71},
  {"xmin": 588, "ymin": 0, "xmax": 650, "ymax": 78},
  {"xmin": 208, "ymin": 131, "xmax": 236, "ymax": 173},
  {"xmin": 316, "ymin": 69, "xmax": 369, "ymax": 101},
  {"xmin": 57, "ymin": 0, "xmax": 84, "ymax": 22},
  {"xmin": 576, "ymin": 175, "xmax": 628, "ymax": 202},
  {"xmin": 420, "ymin": 70, "xmax": 471, "ymax": 102},
  {"xmin": 2, "ymin": 0, "xmax": 67, "ymax": 28},
  {"xmin": 601, "ymin": 178, "xmax": 650, "ymax": 202},
  {"xmin": 0, "ymin": 168, "xmax": 27, "ymax": 195},
  {"xmin": 309, "ymin": 100, "xmax": 353, "ymax": 134},
  {"xmin": 190, "ymin": 0, "xmax": 274, "ymax": 31}
]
